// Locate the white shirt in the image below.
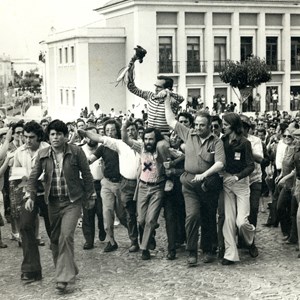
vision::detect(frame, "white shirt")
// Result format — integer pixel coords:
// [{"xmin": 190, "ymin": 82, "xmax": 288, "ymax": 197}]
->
[
  {"xmin": 102, "ymin": 136, "xmax": 140, "ymax": 180},
  {"xmin": 247, "ymin": 134, "xmax": 263, "ymax": 184},
  {"xmin": 275, "ymin": 139, "xmax": 287, "ymax": 170}
]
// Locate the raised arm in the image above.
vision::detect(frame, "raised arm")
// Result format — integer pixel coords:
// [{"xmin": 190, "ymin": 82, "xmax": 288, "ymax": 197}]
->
[
  {"xmin": 0, "ymin": 128, "xmax": 12, "ymax": 161},
  {"xmin": 78, "ymin": 129, "xmax": 104, "ymax": 144},
  {"xmin": 164, "ymin": 92, "xmax": 178, "ymax": 129}
]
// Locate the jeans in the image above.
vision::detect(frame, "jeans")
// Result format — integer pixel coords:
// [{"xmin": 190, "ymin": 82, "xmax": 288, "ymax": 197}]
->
[
  {"xmin": 137, "ymin": 181, "xmax": 164, "ymax": 250},
  {"xmin": 223, "ymin": 174, "xmax": 255, "ymax": 262},
  {"xmin": 82, "ymin": 181, "xmax": 105, "ymax": 245},
  {"xmin": 120, "ymin": 177, "xmax": 139, "ymax": 245},
  {"xmin": 180, "ymin": 172, "xmax": 220, "ymax": 254},
  {"xmin": 249, "ymin": 182, "xmax": 262, "ymax": 228},
  {"xmin": 48, "ymin": 197, "xmax": 82, "ymax": 284},
  {"xmin": 101, "ymin": 178, "xmax": 127, "ymax": 244},
  {"xmin": 163, "ymin": 177, "xmax": 186, "ymax": 251}
]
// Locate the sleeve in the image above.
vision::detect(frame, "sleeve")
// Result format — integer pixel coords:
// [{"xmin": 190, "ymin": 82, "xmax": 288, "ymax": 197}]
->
[
  {"xmin": 214, "ymin": 139, "xmax": 226, "ymax": 165},
  {"xmin": 12, "ymin": 150, "xmax": 21, "ymax": 167},
  {"xmin": 174, "ymin": 122, "xmax": 190, "ymax": 142},
  {"xmin": 236, "ymin": 140, "xmax": 255, "ymax": 180},
  {"xmin": 131, "ymin": 139, "xmax": 143, "ymax": 154},
  {"xmin": 102, "ymin": 136, "xmax": 121, "ymax": 153},
  {"xmin": 27, "ymin": 153, "xmax": 43, "ymax": 202},
  {"xmin": 77, "ymin": 147, "xmax": 95, "ymax": 200},
  {"xmin": 94, "ymin": 144, "xmax": 104, "ymax": 159}
]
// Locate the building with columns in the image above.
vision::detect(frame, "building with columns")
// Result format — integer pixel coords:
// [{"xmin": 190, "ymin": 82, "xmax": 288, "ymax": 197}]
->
[{"xmin": 44, "ymin": 0, "xmax": 300, "ymax": 117}]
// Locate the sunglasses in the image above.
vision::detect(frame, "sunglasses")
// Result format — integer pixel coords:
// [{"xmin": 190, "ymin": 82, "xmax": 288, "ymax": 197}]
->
[
  {"xmin": 179, "ymin": 120, "xmax": 189, "ymax": 124},
  {"xmin": 15, "ymin": 131, "xmax": 24, "ymax": 134},
  {"xmin": 154, "ymin": 84, "xmax": 164, "ymax": 89},
  {"xmin": 283, "ymin": 135, "xmax": 293, "ymax": 138},
  {"xmin": 211, "ymin": 124, "xmax": 220, "ymax": 129}
]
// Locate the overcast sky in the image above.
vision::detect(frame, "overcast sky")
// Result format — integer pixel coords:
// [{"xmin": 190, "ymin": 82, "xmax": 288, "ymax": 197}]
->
[{"xmin": 0, "ymin": 0, "xmax": 108, "ymax": 61}]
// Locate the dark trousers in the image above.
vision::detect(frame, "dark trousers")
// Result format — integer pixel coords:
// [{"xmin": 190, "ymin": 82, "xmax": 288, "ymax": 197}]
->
[
  {"xmin": 277, "ymin": 186, "xmax": 292, "ymax": 236},
  {"xmin": 2, "ymin": 168, "xmax": 11, "ymax": 218},
  {"xmin": 82, "ymin": 181, "xmax": 105, "ymax": 245},
  {"xmin": 164, "ymin": 177, "xmax": 186, "ymax": 251},
  {"xmin": 181, "ymin": 173, "xmax": 219, "ymax": 254},
  {"xmin": 19, "ymin": 195, "xmax": 48, "ymax": 274},
  {"xmin": 120, "ymin": 177, "xmax": 139, "ymax": 245},
  {"xmin": 249, "ymin": 182, "xmax": 262, "ymax": 228}
]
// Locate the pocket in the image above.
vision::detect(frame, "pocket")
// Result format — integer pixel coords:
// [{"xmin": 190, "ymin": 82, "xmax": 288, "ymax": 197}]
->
[{"xmin": 199, "ymin": 151, "xmax": 214, "ymax": 164}]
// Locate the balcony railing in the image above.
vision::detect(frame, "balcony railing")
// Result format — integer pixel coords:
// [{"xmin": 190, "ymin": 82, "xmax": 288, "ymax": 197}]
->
[
  {"xmin": 186, "ymin": 61, "xmax": 207, "ymax": 73},
  {"xmin": 291, "ymin": 60, "xmax": 300, "ymax": 71},
  {"xmin": 158, "ymin": 61, "xmax": 179, "ymax": 74},
  {"xmin": 214, "ymin": 60, "xmax": 227, "ymax": 72},
  {"xmin": 266, "ymin": 60, "xmax": 285, "ymax": 72}
]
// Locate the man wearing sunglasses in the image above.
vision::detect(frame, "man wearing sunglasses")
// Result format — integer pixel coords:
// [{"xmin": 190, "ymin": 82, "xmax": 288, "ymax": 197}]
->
[{"xmin": 211, "ymin": 116, "xmax": 223, "ymax": 138}]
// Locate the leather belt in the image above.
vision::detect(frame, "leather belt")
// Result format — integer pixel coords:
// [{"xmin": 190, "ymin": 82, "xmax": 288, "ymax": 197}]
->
[{"xmin": 140, "ymin": 179, "xmax": 164, "ymax": 186}]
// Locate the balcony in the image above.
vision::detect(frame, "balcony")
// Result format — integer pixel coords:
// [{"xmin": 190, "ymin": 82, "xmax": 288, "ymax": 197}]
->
[
  {"xmin": 291, "ymin": 60, "xmax": 300, "ymax": 71},
  {"xmin": 158, "ymin": 61, "xmax": 179, "ymax": 74},
  {"xmin": 186, "ymin": 61, "xmax": 207, "ymax": 73},
  {"xmin": 266, "ymin": 60, "xmax": 285, "ymax": 72},
  {"xmin": 214, "ymin": 60, "xmax": 227, "ymax": 72}
]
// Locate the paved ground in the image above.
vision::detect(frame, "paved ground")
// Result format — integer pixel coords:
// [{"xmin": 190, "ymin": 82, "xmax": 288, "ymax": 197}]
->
[{"xmin": 0, "ymin": 199, "xmax": 300, "ymax": 300}]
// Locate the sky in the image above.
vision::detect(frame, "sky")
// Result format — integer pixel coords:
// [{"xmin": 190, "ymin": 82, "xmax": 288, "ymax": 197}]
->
[{"xmin": 0, "ymin": 0, "xmax": 109, "ymax": 61}]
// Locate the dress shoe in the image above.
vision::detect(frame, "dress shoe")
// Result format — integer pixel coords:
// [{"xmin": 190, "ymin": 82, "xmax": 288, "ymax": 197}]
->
[
  {"xmin": 203, "ymin": 253, "xmax": 214, "ymax": 263},
  {"xmin": 285, "ymin": 239, "xmax": 297, "ymax": 245},
  {"xmin": 104, "ymin": 241, "xmax": 118, "ymax": 252},
  {"xmin": 83, "ymin": 242, "xmax": 94, "ymax": 250},
  {"xmin": 10, "ymin": 232, "xmax": 20, "ymax": 241},
  {"xmin": 99, "ymin": 231, "xmax": 106, "ymax": 242},
  {"xmin": 187, "ymin": 251, "xmax": 197, "ymax": 267},
  {"xmin": 222, "ymin": 258, "xmax": 235, "ymax": 265},
  {"xmin": 0, "ymin": 241, "xmax": 7, "ymax": 248},
  {"xmin": 56, "ymin": 282, "xmax": 67, "ymax": 293},
  {"xmin": 282, "ymin": 235, "xmax": 290, "ymax": 241},
  {"xmin": 128, "ymin": 244, "xmax": 139, "ymax": 253},
  {"xmin": 21, "ymin": 272, "xmax": 42, "ymax": 283},
  {"xmin": 249, "ymin": 243, "xmax": 259, "ymax": 258},
  {"xmin": 141, "ymin": 250, "xmax": 151, "ymax": 260},
  {"xmin": 166, "ymin": 250, "xmax": 176, "ymax": 260},
  {"xmin": 36, "ymin": 239, "xmax": 45, "ymax": 246},
  {"xmin": 148, "ymin": 236, "xmax": 156, "ymax": 250}
]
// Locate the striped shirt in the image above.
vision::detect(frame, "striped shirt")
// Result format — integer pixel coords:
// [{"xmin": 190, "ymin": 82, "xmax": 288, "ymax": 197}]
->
[{"xmin": 127, "ymin": 62, "xmax": 184, "ymax": 134}]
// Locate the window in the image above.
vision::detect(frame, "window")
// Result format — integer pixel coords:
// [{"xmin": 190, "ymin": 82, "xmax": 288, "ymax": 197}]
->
[
  {"xmin": 159, "ymin": 37, "xmax": 173, "ymax": 73},
  {"xmin": 71, "ymin": 46, "xmax": 75, "ymax": 63},
  {"xmin": 72, "ymin": 90, "xmax": 75, "ymax": 106},
  {"xmin": 186, "ymin": 88, "xmax": 202, "ymax": 110},
  {"xmin": 241, "ymin": 37, "xmax": 253, "ymax": 62},
  {"xmin": 291, "ymin": 37, "xmax": 300, "ymax": 71},
  {"xmin": 65, "ymin": 47, "xmax": 68, "ymax": 64},
  {"xmin": 187, "ymin": 37, "xmax": 200, "ymax": 72},
  {"xmin": 60, "ymin": 89, "xmax": 63, "ymax": 105},
  {"xmin": 266, "ymin": 37, "xmax": 278, "ymax": 71},
  {"xmin": 59, "ymin": 48, "xmax": 62, "ymax": 64},
  {"xmin": 156, "ymin": 12, "xmax": 177, "ymax": 25},
  {"xmin": 66, "ymin": 89, "xmax": 69, "ymax": 106},
  {"xmin": 214, "ymin": 37, "xmax": 227, "ymax": 72}
]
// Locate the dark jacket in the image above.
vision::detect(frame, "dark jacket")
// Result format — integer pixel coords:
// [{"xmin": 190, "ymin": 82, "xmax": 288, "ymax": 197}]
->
[{"xmin": 27, "ymin": 143, "xmax": 94, "ymax": 204}]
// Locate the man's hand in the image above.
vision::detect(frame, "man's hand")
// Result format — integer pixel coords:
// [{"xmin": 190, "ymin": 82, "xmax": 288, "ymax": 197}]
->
[
  {"xmin": 5, "ymin": 127, "xmax": 13, "ymax": 142},
  {"xmin": 25, "ymin": 198, "xmax": 34, "ymax": 212},
  {"xmin": 77, "ymin": 129, "xmax": 87, "ymax": 138},
  {"xmin": 224, "ymin": 175, "xmax": 238, "ymax": 186},
  {"xmin": 84, "ymin": 195, "xmax": 96, "ymax": 210},
  {"xmin": 155, "ymin": 89, "xmax": 168, "ymax": 99},
  {"xmin": 192, "ymin": 173, "xmax": 206, "ymax": 182}
]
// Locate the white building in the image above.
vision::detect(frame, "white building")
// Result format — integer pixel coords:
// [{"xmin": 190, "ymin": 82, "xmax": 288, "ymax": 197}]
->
[{"xmin": 44, "ymin": 0, "xmax": 300, "ymax": 117}]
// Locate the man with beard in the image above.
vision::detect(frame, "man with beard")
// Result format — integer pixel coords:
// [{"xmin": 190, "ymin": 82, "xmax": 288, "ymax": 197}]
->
[
  {"xmin": 81, "ymin": 126, "xmax": 106, "ymax": 250},
  {"xmin": 165, "ymin": 91, "xmax": 225, "ymax": 267},
  {"xmin": 122, "ymin": 127, "xmax": 165, "ymax": 260}
]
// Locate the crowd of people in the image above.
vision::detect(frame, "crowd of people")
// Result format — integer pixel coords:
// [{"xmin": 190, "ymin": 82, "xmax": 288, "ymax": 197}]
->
[{"xmin": 1, "ymin": 66, "xmax": 300, "ymax": 294}]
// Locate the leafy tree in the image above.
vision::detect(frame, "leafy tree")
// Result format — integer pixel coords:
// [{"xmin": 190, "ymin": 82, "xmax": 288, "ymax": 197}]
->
[
  {"xmin": 14, "ymin": 69, "xmax": 42, "ymax": 94},
  {"xmin": 219, "ymin": 56, "xmax": 271, "ymax": 111}
]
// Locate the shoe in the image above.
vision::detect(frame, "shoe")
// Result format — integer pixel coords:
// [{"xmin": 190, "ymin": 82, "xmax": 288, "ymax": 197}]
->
[
  {"xmin": 296, "ymin": 246, "xmax": 299, "ymax": 252},
  {"xmin": 10, "ymin": 232, "xmax": 20, "ymax": 241},
  {"xmin": 249, "ymin": 243, "xmax": 259, "ymax": 258},
  {"xmin": 36, "ymin": 239, "xmax": 45, "ymax": 246},
  {"xmin": 0, "ymin": 241, "xmax": 7, "ymax": 248},
  {"xmin": 187, "ymin": 251, "xmax": 197, "ymax": 267},
  {"xmin": 56, "ymin": 282, "xmax": 67, "ymax": 293},
  {"xmin": 285, "ymin": 239, "xmax": 297, "ymax": 245},
  {"xmin": 164, "ymin": 179, "xmax": 174, "ymax": 192},
  {"xmin": 148, "ymin": 236, "xmax": 156, "ymax": 250},
  {"xmin": 222, "ymin": 258, "xmax": 235, "ymax": 265},
  {"xmin": 203, "ymin": 253, "xmax": 214, "ymax": 263},
  {"xmin": 21, "ymin": 272, "xmax": 42, "ymax": 283},
  {"xmin": 282, "ymin": 235, "xmax": 290, "ymax": 241},
  {"xmin": 104, "ymin": 241, "xmax": 118, "ymax": 252},
  {"xmin": 99, "ymin": 231, "xmax": 106, "ymax": 242},
  {"xmin": 298, "ymin": 253, "xmax": 300, "ymax": 259},
  {"xmin": 141, "ymin": 250, "xmax": 151, "ymax": 260},
  {"xmin": 83, "ymin": 242, "xmax": 94, "ymax": 250},
  {"xmin": 128, "ymin": 244, "xmax": 139, "ymax": 253},
  {"xmin": 167, "ymin": 250, "xmax": 176, "ymax": 260}
]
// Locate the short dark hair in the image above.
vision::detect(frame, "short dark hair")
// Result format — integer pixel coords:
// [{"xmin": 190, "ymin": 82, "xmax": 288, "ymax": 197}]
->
[
  {"xmin": 85, "ymin": 126, "xmax": 98, "ymax": 132},
  {"xmin": 223, "ymin": 112, "xmax": 243, "ymax": 135},
  {"xmin": 24, "ymin": 121, "xmax": 44, "ymax": 142},
  {"xmin": 211, "ymin": 115, "xmax": 222, "ymax": 126},
  {"xmin": 195, "ymin": 111, "xmax": 212, "ymax": 126},
  {"xmin": 103, "ymin": 118, "xmax": 121, "ymax": 139},
  {"xmin": 76, "ymin": 118, "xmax": 85, "ymax": 125},
  {"xmin": 11, "ymin": 120, "xmax": 24, "ymax": 134},
  {"xmin": 157, "ymin": 75, "xmax": 173, "ymax": 90},
  {"xmin": 126, "ymin": 121, "xmax": 138, "ymax": 130},
  {"xmin": 47, "ymin": 119, "xmax": 68, "ymax": 136},
  {"xmin": 142, "ymin": 127, "xmax": 164, "ymax": 143},
  {"xmin": 178, "ymin": 112, "xmax": 194, "ymax": 126},
  {"xmin": 40, "ymin": 118, "xmax": 49, "ymax": 125}
]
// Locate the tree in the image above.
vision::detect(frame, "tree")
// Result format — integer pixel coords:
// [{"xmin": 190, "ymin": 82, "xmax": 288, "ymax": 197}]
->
[
  {"xmin": 14, "ymin": 69, "xmax": 42, "ymax": 94},
  {"xmin": 219, "ymin": 56, "xmax": 271, "ymax": 112}
]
